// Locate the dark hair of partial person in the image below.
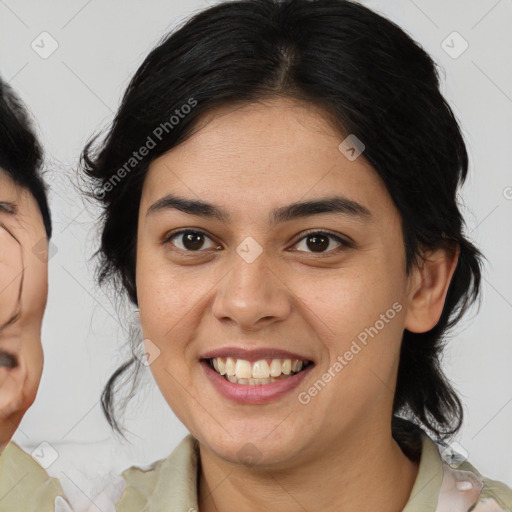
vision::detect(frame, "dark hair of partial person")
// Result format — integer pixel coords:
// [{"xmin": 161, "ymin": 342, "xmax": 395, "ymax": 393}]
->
[
  {"xmin": 0, "ymin": 78, "xmax": 52, "ymax": 238},
  {"xmin": 80, "ymin": 0, "xmax": 483, "ymax": 454}
]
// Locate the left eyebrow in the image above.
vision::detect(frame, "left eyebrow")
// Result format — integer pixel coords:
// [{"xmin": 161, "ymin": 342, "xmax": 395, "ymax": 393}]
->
[{"xmin": 146, "ymin": 194, "xmax": 373, "ymax": 225}]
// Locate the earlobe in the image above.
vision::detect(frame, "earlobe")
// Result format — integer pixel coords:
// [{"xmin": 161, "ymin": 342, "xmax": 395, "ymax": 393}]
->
[{"xmin": 404, "ymin": 243, "xmax": 460, "ymax": 333}]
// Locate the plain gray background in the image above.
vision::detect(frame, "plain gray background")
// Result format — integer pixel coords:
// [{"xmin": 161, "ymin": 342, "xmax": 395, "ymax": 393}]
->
[{"xmin": 1, "ymin": 0, "xmax": 511, "ymax": 493}]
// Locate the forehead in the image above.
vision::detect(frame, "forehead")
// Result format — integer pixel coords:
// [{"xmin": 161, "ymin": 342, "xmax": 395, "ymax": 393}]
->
[
  {"xmin": 0, "ymin": 169, "xmax": 18, "ymax": 196},
  {"xmin": 141, "ymin": 98, "xmax": 397, "ymax": 224}
]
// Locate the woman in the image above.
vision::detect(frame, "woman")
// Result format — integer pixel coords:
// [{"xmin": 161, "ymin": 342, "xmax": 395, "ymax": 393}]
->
[
  {"xmin": 0, "ymin": 78, "xmax": 67, "ymax": 509},
  {"xmin": 81, "ymin": 0, "xmax": 512, "ymax": 510}
]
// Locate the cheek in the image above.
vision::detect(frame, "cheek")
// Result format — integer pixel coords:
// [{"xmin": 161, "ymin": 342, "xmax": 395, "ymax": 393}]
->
[
  {"xmin": 135, "ymin": 246, "xmax": 203, "ymax": 367},
  {"xmin": 22, "ymin": 260, "xmax": 48, "ymax": 322},
  {"xmin": 299, "ymin": 260, "xmax": 406, "ymax": 378},
  {"xmin": 136, "ymin": 252, "xmax": 201, "ymax": 418},
  {"xmin": 0, "ymin": 228, "xmax": 23, "ymax": 326},
  {"xmin": 137, "ymin": 264, "xmax": 194, "ymax": 332},
  {"xmin": 17, "ymin": 224, "xmax": 49, "ymax": 324},
  {"xmin": 305, "ymin": 265, "xmax": 402, "ymax": 331}
]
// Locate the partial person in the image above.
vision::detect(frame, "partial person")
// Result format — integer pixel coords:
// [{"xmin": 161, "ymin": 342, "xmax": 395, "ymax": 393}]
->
[{"xmin": 0, "ymin": 77, "xmax": 66, "ymax": 511}]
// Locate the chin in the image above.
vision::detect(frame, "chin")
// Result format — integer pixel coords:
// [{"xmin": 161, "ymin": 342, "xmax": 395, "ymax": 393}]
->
[{"xmin": 196, "ymin": 422, "xmax": 308, "ymax": 468}]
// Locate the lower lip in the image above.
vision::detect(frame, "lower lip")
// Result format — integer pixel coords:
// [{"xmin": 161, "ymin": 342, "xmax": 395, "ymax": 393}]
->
[{"xmin": 201, "ymin": 360, "xmax": 314, "ymax": 404}]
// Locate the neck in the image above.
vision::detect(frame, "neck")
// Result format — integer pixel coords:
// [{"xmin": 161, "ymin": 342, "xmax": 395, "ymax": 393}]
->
[{"xmin": 198, "ymin": 423, "xmax": 420, "ymax": 512}]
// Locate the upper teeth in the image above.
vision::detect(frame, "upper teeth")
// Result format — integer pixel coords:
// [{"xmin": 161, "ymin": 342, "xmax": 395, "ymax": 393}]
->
[{"xmin": 211, "ymin": 357, "xmax": 306, "ymax": 379}]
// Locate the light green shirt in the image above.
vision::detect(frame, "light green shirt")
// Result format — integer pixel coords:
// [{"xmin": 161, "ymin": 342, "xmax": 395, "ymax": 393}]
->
[
  {"xmin": 1, "ymin": 433, "xmax": 511, "ymax": 511},
  {"xmin": 116, "ymin": 433, "xmax": 512, "ymax": 512},
  {"xmin": 0, "ymin": 442, "xmax": 66, "ymax": 512}
]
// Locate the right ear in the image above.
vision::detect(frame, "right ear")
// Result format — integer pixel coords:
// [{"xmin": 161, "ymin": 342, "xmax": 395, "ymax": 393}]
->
[{"xmin": 404, "ymin": 243, "xmax": 459, "ymax": 333}]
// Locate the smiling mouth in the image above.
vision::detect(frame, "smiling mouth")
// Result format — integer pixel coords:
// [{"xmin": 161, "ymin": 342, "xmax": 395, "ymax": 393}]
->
[{"xmin": 205, "ymin": 357, "xmax": 314, "ymax": 385}]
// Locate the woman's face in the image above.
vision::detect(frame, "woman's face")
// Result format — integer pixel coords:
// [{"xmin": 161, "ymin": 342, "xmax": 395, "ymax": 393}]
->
[
  {"xmin": 0, "ymin": 170, "xmax": 48, "ymax": 449},
  {"xmin": 135, "ymin": 97, "xmax": 421, "ymax": 467}
]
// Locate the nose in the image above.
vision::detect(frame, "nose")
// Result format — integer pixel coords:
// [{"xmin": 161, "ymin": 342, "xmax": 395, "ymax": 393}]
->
[{"xmin": 211, "ymin": 249, "xmax": 292, "ymax": 331}]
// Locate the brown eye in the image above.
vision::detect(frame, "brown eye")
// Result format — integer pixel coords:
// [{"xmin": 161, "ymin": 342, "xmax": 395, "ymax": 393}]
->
[
  {"xmin": 292, "ymin": 231, "xmax": 350, "ymax": 254},
  {"xmin": 164, "ymin": 230, "xmax": 218, "ymax": 252}
]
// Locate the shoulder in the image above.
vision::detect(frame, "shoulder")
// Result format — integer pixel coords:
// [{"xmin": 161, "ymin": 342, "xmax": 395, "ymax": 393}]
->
[
  {"xmin": 116, "ymin": 434, "xmax": 200, "ymax": 511},
  {"xmin": 458, "ymin": 459, "xmax": 512, "ymax": 511},
  {"xmin": 437, "ymin": 442, "xmax": 512, "ymax": 512},
  {"xmin": 0, "ymin": 441, "xmax": 66, "ymax": 511},
  {"xmin": 396, "ymin": 422, "xmax": 512, "ymax": 512}
]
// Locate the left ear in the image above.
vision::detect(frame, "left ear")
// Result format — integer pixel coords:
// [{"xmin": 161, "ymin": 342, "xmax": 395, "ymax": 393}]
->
[{"xmin": 404, "ymin": 242, "xmax": 460, "ymax": 333}]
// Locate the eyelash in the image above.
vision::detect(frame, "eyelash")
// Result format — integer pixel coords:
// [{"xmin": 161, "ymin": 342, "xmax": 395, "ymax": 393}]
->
[{"xmin": 162, "ymin": 228, "xmax": 352, "ymax": 256}]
